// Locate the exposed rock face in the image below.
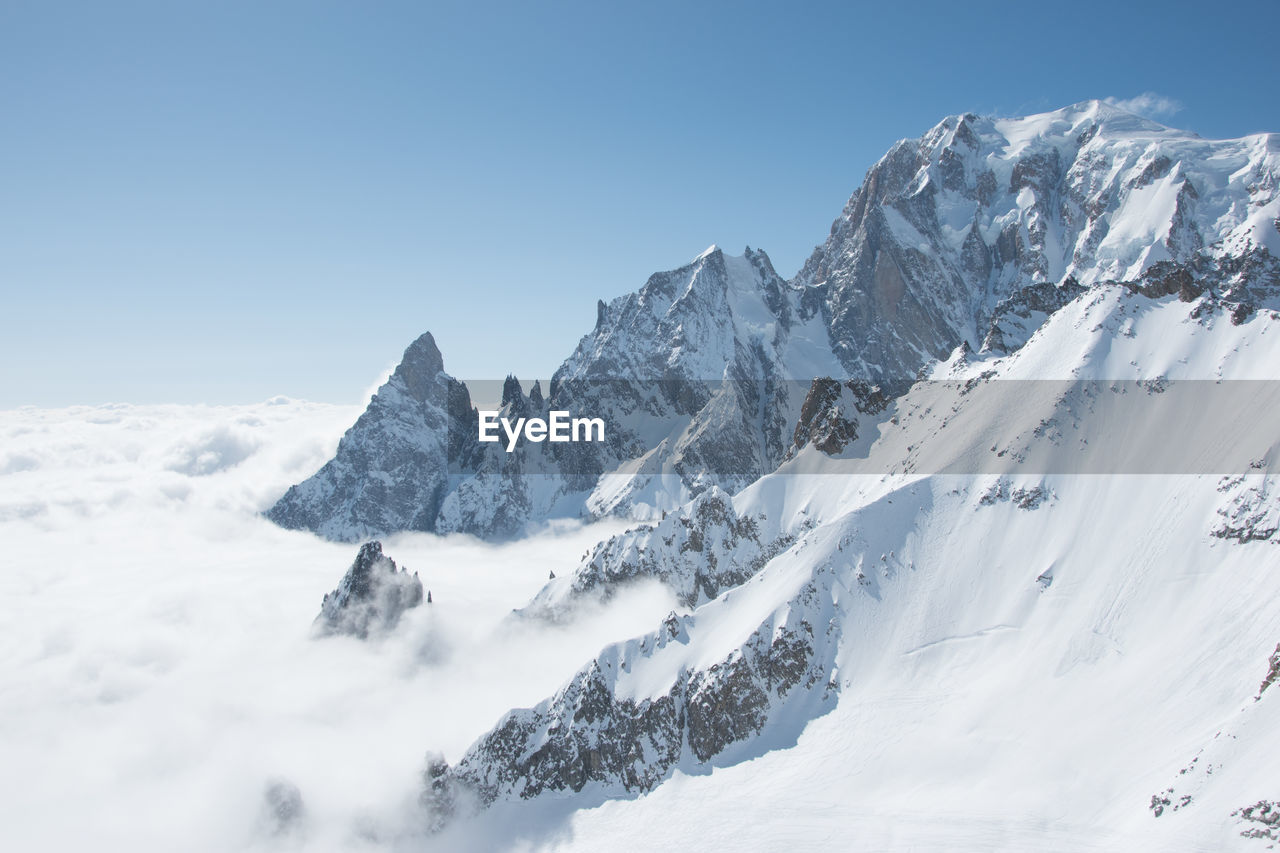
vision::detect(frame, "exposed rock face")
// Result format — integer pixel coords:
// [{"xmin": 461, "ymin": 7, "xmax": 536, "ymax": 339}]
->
[
  {"xmin": 315, "ymin": 541, "xmax": 423, "ymax": 639},
  {"xmin": 1259, "ymin": 644, "xmax": 1280, "ymax": 700},
  {"xmin": 1234, "ymin": 800, "xmax": 1280, "ymax": 843},
  {"xmin": 442, "ymin": 571, "xmax": 839, "ymax": 808},
  {"xmin": 1213, "ymin": 473, "xmax": 1280, "ymax": 544},
  {"xmin": 791, "ymin": 378, "xmax": 857, "ymax": 455},
  {"xmin": 795, "ymin": 101, "xmax": 1280, "ymax": 385},
  {"xmin": 982, "ymin": 277, "xmax": 1088, "ymax": 353},
  {"xmin": 789, "ymin": 377, "xmax": 891, "ymax": 456},
  {"xmin": 267, "ymin": 333, "xmax": 480, "ymax": 542},
  {"xmin": 519, "ymin": 486, "xmax": 804, "ymax": 616},
  {"xmin": 1180, "ymin": 246, "xmax": 1280, "ymax": 325}
]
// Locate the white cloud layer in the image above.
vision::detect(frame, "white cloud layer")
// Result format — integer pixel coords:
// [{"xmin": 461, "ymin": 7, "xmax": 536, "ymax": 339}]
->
[{"xmin": 0, "ymin": 401, "xmax": 673, "ymax": 851}]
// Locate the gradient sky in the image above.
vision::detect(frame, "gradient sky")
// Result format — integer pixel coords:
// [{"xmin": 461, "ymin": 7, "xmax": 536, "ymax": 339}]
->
[{"xmin": 3, "ymin": 0, "xmax": 1277, "ymax": 406}]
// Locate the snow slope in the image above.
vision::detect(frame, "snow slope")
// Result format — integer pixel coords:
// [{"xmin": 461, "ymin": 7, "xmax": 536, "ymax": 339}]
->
[{"xmin": 434, "ymin": 474, "xmax": 1280, "ymax": 853}]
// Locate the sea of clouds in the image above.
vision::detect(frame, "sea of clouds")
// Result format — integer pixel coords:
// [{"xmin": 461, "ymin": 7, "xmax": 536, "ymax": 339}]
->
[{"xmin": 0, "ymin": 399, "xmax": 676, "ymax": 851}]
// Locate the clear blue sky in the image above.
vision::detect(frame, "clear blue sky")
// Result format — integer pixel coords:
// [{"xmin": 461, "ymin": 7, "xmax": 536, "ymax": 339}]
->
[{"xmin": 3, "ymin": 0, "xmax": 1277, "ymax": 406}]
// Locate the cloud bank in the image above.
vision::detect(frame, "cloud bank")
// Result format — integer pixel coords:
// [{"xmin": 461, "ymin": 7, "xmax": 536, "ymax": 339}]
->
[{"xmin": 0, "ymin": 401, "xmax": 674, "ymax": 851}]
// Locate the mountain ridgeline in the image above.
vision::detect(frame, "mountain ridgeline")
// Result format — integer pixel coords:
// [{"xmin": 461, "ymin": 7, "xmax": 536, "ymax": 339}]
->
[
  {"xmin": 267, "ymin": 101, "xmax": 1280, "ymax": 541},
  {"xmin": 263, "ymin": 102, "xmax": 1280, "ymax": 843}
]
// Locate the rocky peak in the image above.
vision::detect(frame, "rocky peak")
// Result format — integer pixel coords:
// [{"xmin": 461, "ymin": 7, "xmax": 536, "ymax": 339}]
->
[
  {"xmin": 796, "ymin": 102, "xmax": 1280, "ymax": 387},
  {"xmin": 791, "ymin": 378, "xmax": 858, "ymax": 456},
  {"xmin": 314, "ymin": 541, "xmax": 424, "ymax": 639},
  {"xmin": 393, "ymin": 332, "xmax": 447, "ymax": 401},
  {"xmin": 500, "ymin": 374, "xmax": 530, "ymax": 417},
  {"xmin": 560, "ymin": 245, "xmax": 799, "ymax": 384},
  {"xmin": 789, "ymin": 377, "xmax": 890, "ymax": 457},
  {"xmin": 266, "ymin": 330, "xmax": 478, "ymax": 541}
]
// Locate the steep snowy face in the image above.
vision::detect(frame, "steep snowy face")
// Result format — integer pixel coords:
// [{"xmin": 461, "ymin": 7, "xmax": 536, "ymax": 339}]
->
[
  {"xmin": 266, "ymin": 333, "xmax": 480, "ymax": 541},
  {"xmin": 542, "ymin": 245, "xmax": 843, "ymax": 514},
  {"xmin": 557, "ymin": 245, "xmax": 837, "ymax": 383},
  {"xmin": 424, "ymin": 294, "xmax": 1280, "ymax": 826},
  {"xmin": 423, "ymin": 137, "xmax": 1280, "ymax": 825},
  {"xmin": 797, "ymin": 100, "xmax": 1280, "ymax": 382},
  {"xmin": 427, "ymin": 470, "xmax": 1280, "ymax": 847}
]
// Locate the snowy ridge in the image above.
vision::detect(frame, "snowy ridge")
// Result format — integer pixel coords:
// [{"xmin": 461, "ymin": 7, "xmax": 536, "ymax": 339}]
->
[
  {"xmin": 438, "ymin": 530, "xmax": 845, "ymax": 811},
  {"xmin": 248, "ymin": 103, "xmax": 1280, "ymax": 846},
  {"xmin": 434, "ymin": 464, "xmax": 1280, "ymax": 846},
  {"xmin": 796, "ymin": 99, "xmax": 1280, "ymax": 383},
  {"xmin": 518, "ymin": 485, "xmax": 811, "ymax": 617},
  {"xmin": 267, "ymin": 101, "xmax": 1279, "ymax": 542},
  {"xmin": 270, "ymin": 246, "xmax": 845, "ymax": 538},
  {"xmin": 425, "ymin": 163, "xmax": 1280, "ymax": 837}
]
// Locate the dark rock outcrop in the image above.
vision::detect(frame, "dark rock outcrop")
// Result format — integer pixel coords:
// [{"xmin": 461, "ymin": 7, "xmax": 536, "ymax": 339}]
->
[
  {"xmin": 981, "ymin": 277, "xmax": 1088, "ymax": 353},
  {"xmin": 267, "ymin": 333, "xmax": 481, "ymax": 542},
  {"xmin": 520, "ymin": 486, "xmax": 804, "ymax": 616},
  {"xmin": 441, "ymin": 572, "xmax": 838, "ymax": 809},
  {"xmin": 792, "ymin": 378, "xmax": 857, "ymax": 455},
  {"xmin": 315, "ymin": 541, "xmax": 423, "ymax": 639},
  {"xmin": 790, "ymin": 377, "xmax": 891, "ymax": 456},
  {"xmin": 1234, "ymin": 801, "xmax": 1280, "ymax": 843},
  {"xmin": 1213, "ymin": 473, "xmax": 1279, "ymax": 544},
  {"xmin": 1258, "ymin": 643, "xmax": 1280, "ymax": 700}
]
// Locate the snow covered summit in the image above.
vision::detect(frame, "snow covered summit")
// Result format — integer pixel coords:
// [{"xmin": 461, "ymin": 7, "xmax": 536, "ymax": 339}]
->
[{"xmin": 267, "ymin": 102, "xmax": 1280, "ymax": 541}]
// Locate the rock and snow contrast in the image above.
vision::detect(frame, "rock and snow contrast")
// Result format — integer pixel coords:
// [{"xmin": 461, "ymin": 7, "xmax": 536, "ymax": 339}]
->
[
  {"xmin": 266, "ymin": 333, "xmax": 482, "ymax": 540},
  {"xmin": 270, "ymin": 99, "xmax": 1280, "ymax": 541},
  {"xmin": 314, "ymin": 541, "xmax": 424, "ymax": 639},
  {"xmin": 5, "ymin": 101, "xmax": 1280, "ymax": 852},
  {"xmin": 403, "ymin": 102, "xmax": 1280, "ymax": 847}
]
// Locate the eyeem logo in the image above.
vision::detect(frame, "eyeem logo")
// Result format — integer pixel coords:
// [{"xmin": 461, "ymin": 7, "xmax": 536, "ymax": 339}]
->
[{"xmin": 478, "ymin": 410, "xmax": 605, "ymax": 452}]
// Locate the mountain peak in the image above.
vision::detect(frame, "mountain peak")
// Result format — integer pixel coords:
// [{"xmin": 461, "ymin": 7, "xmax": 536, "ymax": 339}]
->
[
  {"xmin": 693, "ymin": 244, "xmax": 722, "ymax": 263},
  {"xmin": 991, "ymin": 100, "xmax": 1182, "ymax": 145},
  {"xmin": 392, "ymin": 332, "xmax": 446, "ymax": 401},
  {"xmin": 402, "ymin": 331, "xmax": 444, "ymax": 370},
  {"xmin": 314, "ymin": 540, "xmax": 423, "ymax": 639}
]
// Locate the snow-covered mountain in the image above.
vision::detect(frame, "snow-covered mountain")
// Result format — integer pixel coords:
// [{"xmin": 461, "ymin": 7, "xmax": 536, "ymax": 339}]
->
[
  {"xmin": 393, "ymin": 103, "xmax": 1280, "ymax": 845},
  {"xmin": 427, "ymin": 467, "xmax": 1280, "ymax": 850},
  {"xmin": 267, "ymin": 100, "xmax": 1279, "ymax": 543},
  {"xmin": 269, "ymin": 246, "xmax": 844, "ymax": 539},
  {"xmin": 797, "ymin": 99, "xmax": 1280, "ymax": 378},
  {"xmin": 426, "ymin": 267, "xmax": 1280, "ymax": 825},
  {"xmin": 434, "ymin": 245, "xmax": 841, "ymax": 537},
  {"xmin": 261, "ymin": 104, "xmax": 1280, "ymax": 844},
  {"xmin": 266, "ymin": 332, "xmax": 482, "ymax": 540}
]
